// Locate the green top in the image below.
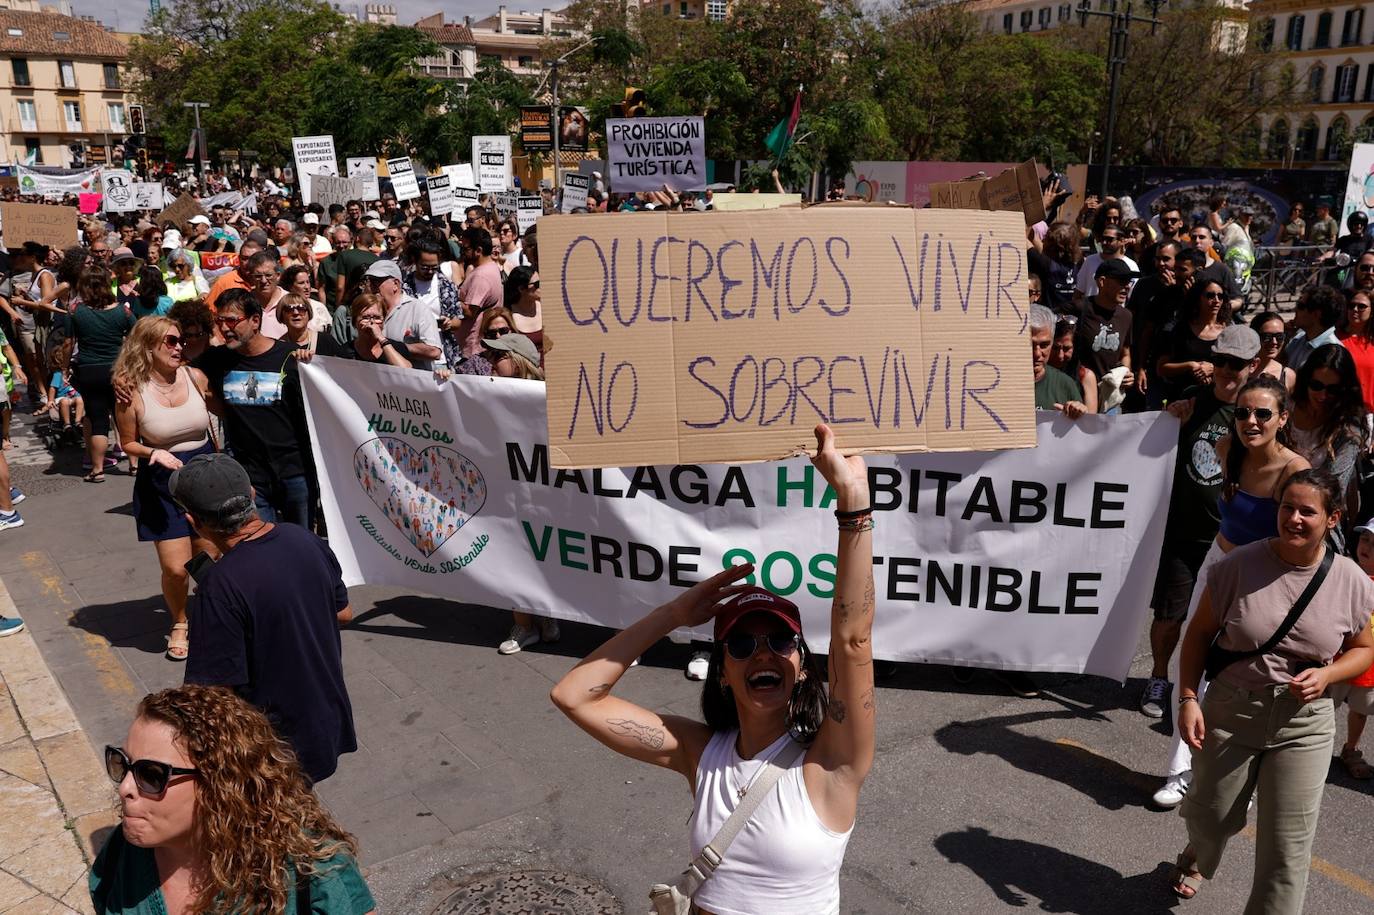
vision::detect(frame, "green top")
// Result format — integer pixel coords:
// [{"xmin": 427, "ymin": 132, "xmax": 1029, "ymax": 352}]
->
[
  {"xmin": 1034, "ymin": 364, "xmax": 1082, "ymax": 411},
  {"xmin": 71, "ymin": 304, "xmax": 134, "ymax": 366},
  {"xmin": 90, "ymin": 828, "xmax": 375, "ymax": 915}
]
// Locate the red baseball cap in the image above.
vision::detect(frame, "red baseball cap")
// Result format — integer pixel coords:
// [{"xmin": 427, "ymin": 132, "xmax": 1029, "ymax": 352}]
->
[{"xmin": 713, "ymin": 586, "xmax": 802, "ymax": 641}]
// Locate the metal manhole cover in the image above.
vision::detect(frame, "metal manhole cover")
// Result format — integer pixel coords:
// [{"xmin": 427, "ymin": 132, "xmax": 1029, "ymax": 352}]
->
[{"xmin": 433, "ymin": 870, "xmax": 622, "ymax": 915}]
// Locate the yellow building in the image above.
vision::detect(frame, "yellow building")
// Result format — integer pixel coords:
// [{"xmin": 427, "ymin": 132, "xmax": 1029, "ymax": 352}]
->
[{"xmin": 0, "ymin": 8, "xmax": 133, "ymax": 167}]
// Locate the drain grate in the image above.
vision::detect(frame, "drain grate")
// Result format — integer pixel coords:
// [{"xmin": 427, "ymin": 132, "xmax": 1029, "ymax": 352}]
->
[{"xmin": 433, "ymin": 870, "xmax": 622, "ymax": 915}]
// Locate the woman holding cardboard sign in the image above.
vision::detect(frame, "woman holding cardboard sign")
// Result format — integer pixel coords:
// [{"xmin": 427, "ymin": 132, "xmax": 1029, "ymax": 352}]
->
[{"xmin": 552, "ymin": 423, "xmax": 875, "ymax": 915}]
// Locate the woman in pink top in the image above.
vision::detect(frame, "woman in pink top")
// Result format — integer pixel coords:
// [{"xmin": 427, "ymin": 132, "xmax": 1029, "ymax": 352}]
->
[{"xmin": 112, "ymin": 317, "xmax": 214, "ymax": 662}]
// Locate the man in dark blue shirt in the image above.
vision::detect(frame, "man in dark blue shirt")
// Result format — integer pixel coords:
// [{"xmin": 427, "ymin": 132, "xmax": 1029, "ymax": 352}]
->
[{"xmin": 173, "ymin": 453, "xmax": 356, "ymax": 783}]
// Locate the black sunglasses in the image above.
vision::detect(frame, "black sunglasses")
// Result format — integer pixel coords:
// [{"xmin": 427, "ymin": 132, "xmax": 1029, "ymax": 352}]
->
[
  {"xmin": 724, "ymin": 631, "xmax": 800, "ymax": 662},
  {"xmin": 1234, "ymin": 406, "xmax": 1275, "ymax": 423},
  {"xmin": 483, "ymin": 327, "xmax": 512, "ymax": 339},
  {"xmin": 1216, "ymin": 355, "xmax": 1250, "ymax": 371},
  {"xmin": 105, "ymin": 745, "xmax": 198, "ymax": 795},
  {"xmin": 1258, "ymin": 331, "xmax": 1284, "ymax": 344},
  {"xmin": 1309, "ymin": 378, "xmax": 1345, "ymax": 394}
]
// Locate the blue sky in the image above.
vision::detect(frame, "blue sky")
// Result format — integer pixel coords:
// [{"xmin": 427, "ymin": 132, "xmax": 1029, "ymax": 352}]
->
[{"xmin": 72, "ymin": 0, "xmax": 504, "ymax": 33}]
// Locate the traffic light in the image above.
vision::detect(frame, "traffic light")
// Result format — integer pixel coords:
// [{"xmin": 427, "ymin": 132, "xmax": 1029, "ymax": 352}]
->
[
  {"xmin": 624, "ymin": 87, "xmax": 647, "ymax": 118},
  {"xmin": 137, "ymin": 147, "xmax": 149, "ymax": 178},
  {"xmin": 128, "ymin": 104, "xmax": 145, "ymax": 135}
]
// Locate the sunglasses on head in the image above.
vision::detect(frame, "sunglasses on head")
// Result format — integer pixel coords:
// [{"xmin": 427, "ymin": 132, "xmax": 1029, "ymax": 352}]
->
[
  {"xmin": 1234, "ymin": 406, "xmax": 1274, "ymax": 423},
  {"xmin": 1309, "ymin": 378, "xmax": 1344, "ymax": 394},
  {"xmin": 105, "ymin": 745, "xmax": 198, "ymax": 795},
  {"xmin": 1216, "ymin": 355, "xmax": 1250, "ymax": 371},
  {"xmin": 724, "ymin": 630, "xmax": 801, "ymax": 662}
]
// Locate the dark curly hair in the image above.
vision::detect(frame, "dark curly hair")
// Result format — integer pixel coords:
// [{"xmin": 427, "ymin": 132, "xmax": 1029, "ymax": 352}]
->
[
  {"xmin": 135, "ymin": 685, "xmax": 358, "ymax": 915},
  {"xmin": 700, "ymin": 634, "xmax": 829, "ymax": 743}
]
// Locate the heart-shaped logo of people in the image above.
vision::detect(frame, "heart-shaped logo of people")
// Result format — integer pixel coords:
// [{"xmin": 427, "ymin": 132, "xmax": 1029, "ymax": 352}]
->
[{"xmin": 353, "ymin": 437, "xmax": 487, "ymax": 557}]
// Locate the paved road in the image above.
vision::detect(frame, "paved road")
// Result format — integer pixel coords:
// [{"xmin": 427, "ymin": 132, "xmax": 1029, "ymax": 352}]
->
[{"xmin": 4, "ymin": 411, "xmax": 1373, "ymax": 914}]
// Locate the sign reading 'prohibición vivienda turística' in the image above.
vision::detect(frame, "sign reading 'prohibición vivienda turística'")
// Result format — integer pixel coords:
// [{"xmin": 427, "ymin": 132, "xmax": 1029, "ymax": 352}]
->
[
  {"xmin": 605, "ymin": 116, "xmax": 706, "ymax": 193},
  {"xmin": 300, "ymin": 361, "xmax": 1176, "ymax": 680},
  {"xmin": 539, "ymin": 207, "xmax": 1035, "ymax": 468}
]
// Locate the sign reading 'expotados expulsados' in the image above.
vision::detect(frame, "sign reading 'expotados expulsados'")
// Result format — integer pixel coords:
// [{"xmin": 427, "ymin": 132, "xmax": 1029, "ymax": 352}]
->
[{"xmin": 300, "ymin": 360, "xmax": 1177, "ymax": 681}]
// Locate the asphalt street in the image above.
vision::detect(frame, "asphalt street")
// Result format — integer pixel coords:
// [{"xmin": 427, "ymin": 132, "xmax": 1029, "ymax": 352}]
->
[{"xmin": 4, "ymin": 410, "xmax": 1373, "ymax": 915}]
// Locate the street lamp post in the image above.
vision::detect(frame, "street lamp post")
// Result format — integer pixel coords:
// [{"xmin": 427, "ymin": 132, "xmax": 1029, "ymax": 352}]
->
[
  {"xmin": 182, "ymin": 101, "xmax": 210, "ymax": 192},
  {"xmin": 1077, "ymin": 0, "xmax": 1165, "ymax": 200},
  {"xmin": 548, "ymin": 35, "xmax": 600, "ymax": 191}
]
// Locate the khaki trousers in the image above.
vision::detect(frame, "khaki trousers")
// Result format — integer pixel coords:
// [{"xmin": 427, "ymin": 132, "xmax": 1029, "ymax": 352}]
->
[{"xmin": 1180, "ymin": 678, "xmax": 1335, "ymax": 915}]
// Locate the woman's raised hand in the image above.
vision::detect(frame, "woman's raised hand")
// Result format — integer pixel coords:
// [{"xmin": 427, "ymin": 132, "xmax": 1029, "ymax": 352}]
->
[
  {"xmin": 810, "ymin": 423, "xmax": 868, "ymax": 507},
  {"xmin": 662, "ymin": 562, "xmax": 756, "ymax": 629}
]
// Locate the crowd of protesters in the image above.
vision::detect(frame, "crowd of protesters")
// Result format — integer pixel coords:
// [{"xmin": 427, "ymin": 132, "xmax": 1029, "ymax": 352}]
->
[{"xmin": 0, "ymin": 166, "xmax": 1370, "ymax": 913}]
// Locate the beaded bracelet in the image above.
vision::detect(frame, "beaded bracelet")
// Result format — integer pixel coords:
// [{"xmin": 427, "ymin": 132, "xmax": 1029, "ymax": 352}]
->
[{"xmin": 837, "ymin": 516, "xmax": 875, "ymax": 533}]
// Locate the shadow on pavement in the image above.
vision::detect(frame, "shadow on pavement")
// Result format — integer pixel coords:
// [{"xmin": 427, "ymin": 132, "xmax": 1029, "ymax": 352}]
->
[
  {"xmin": 934, "ymin": 708, "xmax": 1158, "ymax": 811},
  {"xmin": 69, "ymin": 593, "xmax": 173, "ymax": 655},
  {"xmin": 935, "ymin": 826, "xmax": 1182, "ymax": 914}
]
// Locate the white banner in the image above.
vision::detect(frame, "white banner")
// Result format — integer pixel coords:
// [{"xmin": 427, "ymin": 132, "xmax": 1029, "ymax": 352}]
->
[
  {"xmin": 101, "ymin": 169, "xmax": 137, "ymax": 213},
  {"xmin": 606, "ymin": 116, "xmax": 706, "ymax": 193},
  {"xmin": 292, "ymin": 135, "xmax": 338, "ymax": 203},
  {"xmin": 386, "ymin": 156, "xmax": 421, "ymax": 201},
  {"xmin": 346, "ymin": 157, "xmax": 380, "ymax": 201},
  {"xmin": 560, "ymin": 173, "xmax": 589, "ymax": 212},
  {"xmin": 472, "ymin": 136, "xmax": 511, "ymax": 192},
  {"xmin": 300, "ymin": 361, "xmax": 1176, "ymax": 679},
  {"xmin": 17, "ymin": 165, "xmax": 99, "ymax": 197},
  {"xmin": 1343, "ymin": 143, "xmax": 1374, "ymax": 230}
]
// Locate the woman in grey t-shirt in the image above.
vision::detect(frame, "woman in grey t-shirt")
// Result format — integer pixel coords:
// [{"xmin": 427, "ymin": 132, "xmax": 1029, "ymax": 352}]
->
[{"xmin": 1168, "ymin": 467, "xmax": 1374, "ymax": 909}]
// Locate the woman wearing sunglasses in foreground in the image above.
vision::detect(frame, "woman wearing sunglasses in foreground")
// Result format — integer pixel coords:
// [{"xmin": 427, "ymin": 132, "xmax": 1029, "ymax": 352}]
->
[
  {"xmin": 112, "ymin": 317, "xmax": 215, "ymax": 662},
  {"xmin": 552, "ymin": 424, "xmax": 875, "ymax": 914},
  {"xmin": 92, "ymin": 685, "xmax": 375, "ymax": 914}
]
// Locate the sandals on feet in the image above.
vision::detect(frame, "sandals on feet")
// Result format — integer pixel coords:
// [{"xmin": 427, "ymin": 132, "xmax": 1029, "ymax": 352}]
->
[
  {"xmin": 166, "ymin": 622, "xmax": 189, "ymax": 662},
  {"xmin": 1171, "ymin": 851, "xmax": 1203, "ymax": 900},
  {"xmin": 1340, "ymin": 746, "xmax": 1374, "ymax": 779},
  {"xmin": 83, "ymin": 471, "xmax": 105, "ymax": 483}
]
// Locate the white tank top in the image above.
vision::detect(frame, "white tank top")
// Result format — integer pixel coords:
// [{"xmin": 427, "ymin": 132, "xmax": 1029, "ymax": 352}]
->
[{"xmin": 688, "ymin": 730, "xmax": 851, "ymax": 915}]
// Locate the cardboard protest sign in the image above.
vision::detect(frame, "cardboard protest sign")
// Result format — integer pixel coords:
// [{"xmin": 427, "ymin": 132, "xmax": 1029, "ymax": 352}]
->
[
  {"xmin": 540, "ymin": 207, "xmax": 1035, "ymax": 468},
  {"xmin": 427, "ymin": 175, "xmax": 454, "ymax": 218},
  {"xmin": 101, "ymin": 169, "xmax": 137, "ymax": 213},
  {"xmin": 133, "ymin": 182, "xmax": 163, "ymax": 210},
  {"xmin": 520, "ymin": 107, "xmax": 552, "ymax": 152},
  {"xmin": 930, "ymin": 161, "xmax": 1045, "ymax": 226},
  {"xmin": 1, "ymin": 201, "xmax": 76, "ymax": 249},
  {"xmin": 156, "ymin": 193, "xmax": 208, "ymax": 229},
  {"xmin": 472, "ymin": 136, "xmax": 511, "ymax": 192},
  {"xmin": 292, "ymin": 135, "xmax": 338, "ymax": 203},
  {"xmin": 309, "ymin": 174, "xmax": 364, "ymax": 209},
  {"xmin": 560, "ymin": 173, "xmax": 590, "ymax": 212},
  {"xmin": 605, "ymin": 116, "xmax": 706, "ymax": 194},
  {"xmin": 346, "ymin": 157, "xmax": 380, "ymax": 201},
  {"xmin": 516, "ymin": 195, "xmax": 543, "ymax": 233},
  {"xmin": 711, "ymin": 193, "xmax": 803, "ymax": 212},
  {"xmin": 385, "ymin": 156, "xmax": 421, "ymax": 201},
  {"xmin": 489, "ymin": 190, "xmax": 518, "ymax": 219}
]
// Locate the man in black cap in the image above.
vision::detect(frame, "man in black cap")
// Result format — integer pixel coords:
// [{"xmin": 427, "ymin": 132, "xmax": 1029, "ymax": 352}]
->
[
  {"xmin": 173, "ymin": 452, "xmax": 356, "ymax": 783},
  {"xmin": 1075, "ymin": 258, "xmax": 1138, "ymax": 407}
]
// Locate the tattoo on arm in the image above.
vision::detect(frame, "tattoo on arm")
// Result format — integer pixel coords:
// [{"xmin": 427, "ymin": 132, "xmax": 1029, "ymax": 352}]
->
[
  {"xmin": 863, "ymin": 576, "xmax": 875, "ymax": 613},
  {"xmin": 829, "ymin": 699, "xmax": 848, "ymax": 723},
  {"xmin": 861, "ymin": 689, "xmax": 876, "ymax": 713},
  {"xmin": 607, "ymin": 718, "xmax": 666, "ymax": 750}
]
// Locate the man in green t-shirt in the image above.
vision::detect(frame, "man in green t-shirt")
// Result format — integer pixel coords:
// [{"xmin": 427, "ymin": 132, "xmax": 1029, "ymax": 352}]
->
[
  {"xmin": 1031, "ymin": 304, "xmax": 1087, "ymax": 417},
  {"xmin": 321, "ymin": 226, "xmax": 378, "ymax": 346}
]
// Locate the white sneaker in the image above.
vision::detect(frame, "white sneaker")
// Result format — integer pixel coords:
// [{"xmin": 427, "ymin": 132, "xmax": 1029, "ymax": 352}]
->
[
  {"xmin": 498, "ymin": 624, "xmax": 540, "ymax": 655},
  {"xmin": 0, "ymin": 510, "xmax": 23, "ymax": 531},
  {"xmin": 685, "ymin": 651, "xmax": 711, "ymax": 681},
  {"xmin": 1152, "ymin": 771, "xmax": 1191, "ymax": 809},
  {"xmin": 538, "ymin": 617, "xmax": 561, "ymax": 643}
]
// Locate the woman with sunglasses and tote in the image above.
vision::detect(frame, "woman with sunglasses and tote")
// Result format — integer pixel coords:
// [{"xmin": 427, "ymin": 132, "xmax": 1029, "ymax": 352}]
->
[
  {"xmin": 1287, "ymin": 344, "xmax": 1368, "ymax": 552},
  {"xmin": 1167, "ymin": 468, "xmax": 1374, "ymax": 911},
  {"xmin": 92, "ymin": 685, "xmax": 375, "ymax": 915},
  {"xmin": 113, "ymin": 317, "xmax": 215, "ymax": 663},
  {"xmin": 1152, "ymin": 374, "xmax": 1308, "ymax": 813},
  {"xmin": 553, "ymin": 423, "xmax": 874, "ymax": 914}
]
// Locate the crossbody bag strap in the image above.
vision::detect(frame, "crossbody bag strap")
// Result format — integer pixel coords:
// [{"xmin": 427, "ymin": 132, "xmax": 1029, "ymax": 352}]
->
[
  {"xmin": 678, "ymin": 739, "xmax": 807, "ymax": 892},
  {"xmin": 1208, "ymin": 547, "xmax": 1333, "ymax": 679}
]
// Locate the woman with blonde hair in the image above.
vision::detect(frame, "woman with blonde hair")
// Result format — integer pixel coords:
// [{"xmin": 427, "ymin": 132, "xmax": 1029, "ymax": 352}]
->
[
  {"xmin": 487, "ymin": 332, "xmax": 544, "ymax": 380},
  {"xmin": 113, "ymin": 316, "xmax": 214, "ymax": 661},
  {"xmin": 91, "ymin": 684, "xmax": 375, "ymax": 914}
]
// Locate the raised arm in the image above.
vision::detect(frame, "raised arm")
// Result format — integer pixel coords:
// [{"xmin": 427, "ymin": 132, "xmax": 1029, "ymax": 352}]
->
[
  {"xmin": 805, "ymin": 424, "xmax": 876, "ymax": 818},
  {"xmin": 551, "ymin": 564, "xmax": 756, "ymax": 784}
]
